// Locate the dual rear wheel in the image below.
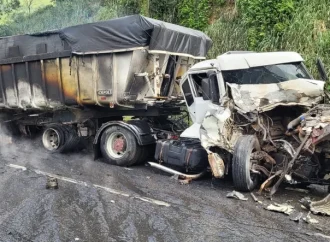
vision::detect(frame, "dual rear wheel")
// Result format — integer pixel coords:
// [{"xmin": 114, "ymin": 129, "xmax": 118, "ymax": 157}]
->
[
  {"xmin": 100, "ymin": 126, "xmax": 151, "ymax": 166},
  {"xmin": 42, "ymin": 124, "xmax": 151, "ymax": 166},
  {"xmin": 42, "ymin": 124, "xmax": 81, "ymax": 153}
]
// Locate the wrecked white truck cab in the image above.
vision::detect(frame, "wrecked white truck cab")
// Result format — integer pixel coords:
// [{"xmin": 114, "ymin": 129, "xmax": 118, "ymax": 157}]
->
[{"xmin": 180, "ymin": 51, "xmax": 330, "ymax": 195}]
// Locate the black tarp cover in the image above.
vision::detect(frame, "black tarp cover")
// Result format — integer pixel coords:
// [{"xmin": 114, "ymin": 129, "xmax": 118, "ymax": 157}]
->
[{"xmin": 0, "ymin": 15, "xmax": 212, "ymax": 59}]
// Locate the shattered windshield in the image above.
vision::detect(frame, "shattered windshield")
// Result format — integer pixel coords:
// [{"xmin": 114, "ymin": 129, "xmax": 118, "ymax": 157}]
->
[{"xmin": 222, "ymin": 62, "xmax": 310, "ymax": 84}]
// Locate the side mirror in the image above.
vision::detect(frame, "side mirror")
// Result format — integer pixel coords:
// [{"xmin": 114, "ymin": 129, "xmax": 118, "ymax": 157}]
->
[
  {"xmin": 201, "ymin": 72, "xmax": 220, "ymax": 103},
  {"xmin": 317, "ymin": 58, "xmax": 328, "ymax": 81}
]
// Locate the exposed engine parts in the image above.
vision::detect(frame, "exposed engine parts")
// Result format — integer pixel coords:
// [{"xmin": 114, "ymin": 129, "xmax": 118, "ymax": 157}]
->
[{"xmin": 235, "ymin": 105, "xmax": 330, "ymax": 196}]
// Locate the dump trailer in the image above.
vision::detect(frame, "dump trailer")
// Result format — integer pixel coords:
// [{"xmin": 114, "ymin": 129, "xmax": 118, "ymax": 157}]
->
[{"xmin": 0, "ymin": 15, "xmax": 211, "ymax": 166}]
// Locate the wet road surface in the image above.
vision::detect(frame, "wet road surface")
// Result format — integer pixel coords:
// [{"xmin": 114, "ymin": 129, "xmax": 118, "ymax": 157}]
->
[{"xmin": 0, "ymin": 137, "xmax": 330, "ymax": 242}]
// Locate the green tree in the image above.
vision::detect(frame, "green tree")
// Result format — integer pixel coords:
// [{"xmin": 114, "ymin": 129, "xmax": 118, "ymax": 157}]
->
[
  {"xmin": 178, "ymin": 0, "xmax": 225, "ymax": 30},
  {"xmin": 149, "ymin": 0, "xmax": 179, "ymax": 23},
  {"xmin": 101, "ymin": 0, "xmax": 140, "ymax": 16},
  {"xmin": 101, "ymin": 0, "xmax": 179, "ymax": 23},
  {"xmin": 0, "ymin": 0, "xmax": 20, "ymax": 15},
  {"xmin": 7, "ymin": 0, "xmax": 20, "ymax": 10},
  {"xmin": 237, "ymin": 0, "xmax": 295, "ymax": 49},
  {"xmin": 178, "ymin": 0, "xmax": 210, "ymax": 30},
  {"xmin": 24, "ymin": 0, "xmax": 34, "ymax": 15}
]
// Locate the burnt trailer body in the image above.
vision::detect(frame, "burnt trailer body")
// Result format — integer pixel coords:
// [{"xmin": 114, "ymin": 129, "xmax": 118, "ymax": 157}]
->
[
  {"xmin": 0, "ymin": 15, "xmax": 211, "ymax": 113},
  {"xmin": 0, "ymin": 50, "xmax": 188, "ymax": 117},
  {"xmin": 0, "ymin": 15, "xmax": 212, "ymax": 166}
]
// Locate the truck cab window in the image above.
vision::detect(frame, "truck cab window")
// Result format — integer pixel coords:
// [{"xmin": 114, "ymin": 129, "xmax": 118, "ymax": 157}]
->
[
  {"xmin": 182, "ymin": 79, "xmax": 194, "ymax": 106},
  {"xmin": 222, "ymin": 62, "xmax": 310, "ymax": 85},
  {"xmin": 190, "ymin": 73, "xmax": 208, "ymax": 97},
  {"xmin": 190, "ymin": 72, "xmax": 220, "ymax": 102}
]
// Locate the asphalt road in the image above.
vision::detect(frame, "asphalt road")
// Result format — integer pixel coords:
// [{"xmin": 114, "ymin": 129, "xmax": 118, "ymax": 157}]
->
[{"xmin": 0, "ymin": 137, "xmax": 330, "ymax": 242}]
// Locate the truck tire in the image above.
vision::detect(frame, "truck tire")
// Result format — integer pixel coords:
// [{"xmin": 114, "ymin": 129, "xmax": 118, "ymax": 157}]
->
[
  {"xmin": 42, "ymin": 124, "xmax": 80, "ymax": 153},
  {"xmin": 100, "ymin": 125, "xmax": 142, "ymax": 166},
  {"xmin": 232, "ymin": 135, "xmax": 261, "ymax": 192},
  {"xmin": 137, "ymin": 144, "xmax": 155, "ymax": 164},
  {"xmin": 61, "ymin": 125, "xmax": 81, "ymax": 152}
]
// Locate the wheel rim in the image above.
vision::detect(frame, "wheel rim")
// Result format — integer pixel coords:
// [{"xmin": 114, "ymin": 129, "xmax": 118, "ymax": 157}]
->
[
  {"xmin": 42, "ymin": 128, "xmax": 61, "ymax": 151},
  {"xmin": 106, "ymin": 132, "xmax": 127, "ymax": 158}
]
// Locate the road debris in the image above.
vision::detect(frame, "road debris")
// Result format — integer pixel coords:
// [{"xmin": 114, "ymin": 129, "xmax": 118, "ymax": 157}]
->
[
  {"xmin": 303, "ymin": 212, "xmax": 319, "ymax": 224},
  {"xmin": 179, "ymin": 179, "xmax": 193, "ymax": 185},
  {"xmin": 285, "ymin": 187, "xmax": 309, "ymax": 194},
  {"xmin": 46, "ymin": 177, "xmax": 58, "ymax": 189},
  {"xmin": 300, "ymin": 194, "xmax": 330, "ymax": 216},
  {"xmin": 250, "ymin": 192, "xmax": 259, "ymax": 202},
  {"xmin": 226, "ymin": 191, "xmax": 248, "ymax": 201},
  {"xmin": 7, "ymin": 163, "xmax": 171, "ymax": 207},
  {"xmin": 307, "ymin": 233, "xmax": 330, "ymax": 240},
  {"xmin": 289, "ymin": 212, "xmax": 303, "ymax": 222},
  {"xmin": 7, "ymin": 164, "xmax": 27, "ymax": 171},
  {"xmin": 265, "ymin": 203, "xmax": 294, "ymax": 215},
  {"xmin": 258, "ymin": 170, "xmax": 282, "ymax": 194},
  {"xmin": 170, "ymin": 174, "xmax": 193, "ymax": 185}
]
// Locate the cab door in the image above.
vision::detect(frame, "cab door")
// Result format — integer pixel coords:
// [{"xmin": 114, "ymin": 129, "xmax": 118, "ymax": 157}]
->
[
  {"xmin": 181, "ymin": 74, "xmax": 197, "ymax": 123},
  {"xmin": 181, "ymin": 70, "xmax": 221, "ymax": 124}
]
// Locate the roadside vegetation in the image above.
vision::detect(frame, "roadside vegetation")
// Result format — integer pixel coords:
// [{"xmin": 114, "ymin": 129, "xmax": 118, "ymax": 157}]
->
[{"xmin": 0, "ymin": 0, "xmax": 329, "ymax": 81}]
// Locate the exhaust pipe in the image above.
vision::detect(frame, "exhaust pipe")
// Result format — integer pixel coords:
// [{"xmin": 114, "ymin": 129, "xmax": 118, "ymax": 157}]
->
[{"xmin": 148, "ymin": 162, "xmax": 206, "ymax": 180}]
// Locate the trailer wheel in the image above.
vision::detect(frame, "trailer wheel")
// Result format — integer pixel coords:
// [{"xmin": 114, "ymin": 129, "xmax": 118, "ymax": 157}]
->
[
  {"xmin": 42, "ymin": 124, "xmax": 65, "ymax": 153},
  {"xmin": 100, "ymin": 125, "xmax": 142, "ymax": 166},
  {"xmin": 232, "ymin": 135, "xmax": 261, "ymax": 192},
  {"xmin": 42, "ymin": 124, "xmax": 80, "ymax": 153}
]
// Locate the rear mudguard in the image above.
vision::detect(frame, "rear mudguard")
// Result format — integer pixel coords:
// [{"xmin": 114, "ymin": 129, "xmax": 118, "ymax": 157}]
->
[{"xmin": 93, "ymin": 120, "xmax": 156, "ymax": 160}]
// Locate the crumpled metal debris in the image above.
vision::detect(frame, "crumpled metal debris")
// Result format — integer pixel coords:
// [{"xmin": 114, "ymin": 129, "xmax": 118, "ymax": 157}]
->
[
  {"xmin": 170, "ymin": 174, "xmax": 193, "ymax": 185},
  {"xmin": 307, "ymin": 233, "xmax": 330, "ymax": 240},
  {"xmin": 303, "ymin": 212, "xmax": 319, "ymax": 224},
  {"xmin": 250, "ymin": 192, "xmax": 258, "ymax": 202},
  {"xmin": 258, "ymin": 170, "xmax": 282, "ymax": 194},
  {"xmin": 46, "ymin": 177, "xmax": 58, "ymax": 189},
  {"xmin": 323, "ymin": 173, "xmax": 330, "ymax": 180},
  {"xmin": 250, "ymin": 193, "xmax": 263, "ymax": 204},
  {"xmin": 227, "ymin": 79, "xmax": 324, "ymax": 113},
  {"xmin": 285, "ymin": 187, "xmax": 309, "ymax": 194},
  {"xmin": 289, "ymin": 211, "xmax": 303, "ymax": 222},
  {"xmin": 300, "ymin": 194, "xmax": 330, "ymax": 216},
  {"xmin": 208, "ymin": 153, "xmax": 225, "ymax": 178},
  {"xmin": 226, "ymin": 191, "xmax": 248, "ymax": 201},
  {"xmin": 265, "ymin": 203, "xmax": 294, "ymax": 215},
  {"xmin": 251, "ymin": 151, "xmax": 276, "ymax": 164}
]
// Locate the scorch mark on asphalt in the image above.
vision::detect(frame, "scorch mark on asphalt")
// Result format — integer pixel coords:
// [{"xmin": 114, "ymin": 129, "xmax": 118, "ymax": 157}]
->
[{"xmin": 6, "ymin": 163, "xmax": 171, "ymax": 207}]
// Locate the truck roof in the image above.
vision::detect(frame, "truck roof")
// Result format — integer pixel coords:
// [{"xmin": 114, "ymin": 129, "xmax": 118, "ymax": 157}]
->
[
  {"xmin": 189, "ymin": 51, "xmax": 304, "ymax": 71},
  {"xmin": 217, "ymin": 51, "xmax": 304, "ymax": 70}
]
